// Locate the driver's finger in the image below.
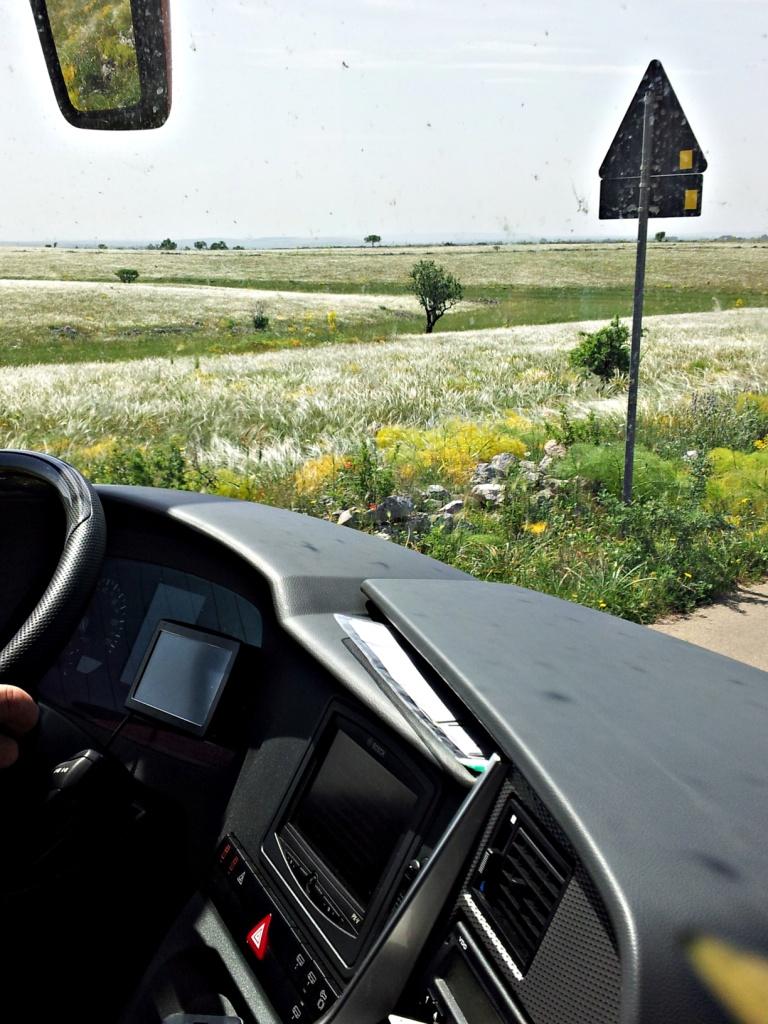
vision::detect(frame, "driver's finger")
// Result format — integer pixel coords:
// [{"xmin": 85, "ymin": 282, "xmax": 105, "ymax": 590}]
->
[
  {"xmin": 0, "ymin": 685, "xmax": 39, "ymax": 736},
  {"xmin": 0, "ymin": 734, "xmax": 20, "ymax": 768}
]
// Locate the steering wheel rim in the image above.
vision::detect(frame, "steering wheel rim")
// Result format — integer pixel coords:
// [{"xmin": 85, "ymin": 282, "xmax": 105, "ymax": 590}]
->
[{"xmin": 0, "ymin": 450, "xmax": 106, "ymax": 685}]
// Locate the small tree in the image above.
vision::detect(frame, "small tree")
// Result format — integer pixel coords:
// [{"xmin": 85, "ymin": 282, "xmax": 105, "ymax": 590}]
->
[
  {"xmin": 569, "ymin": 315, "xmax": 630, "ymax": 382},
  {"xmin": 159, "ymin": 238, "xmax": 177, "ymax": 250},
  {"xmin": 364, "ymin": 234, "xmax": 381, "ymax": 247},
  {"xmin": 194, "ymin": 240, "xmax": 208, "ymax": 249},
  {"xmin": 409, "ymin": 259, "xmax": 463, "ymax": 334},
  {"xmin": 115, "ymin": 268, "xmax": 139, "ymax": 283},
  {"xmin": 209, "ymin": 240, "xmax": 229, "ymax": 250},
  {"xmin": 655, "ymin": 231, "xmax": 666, "ymax": 243}
]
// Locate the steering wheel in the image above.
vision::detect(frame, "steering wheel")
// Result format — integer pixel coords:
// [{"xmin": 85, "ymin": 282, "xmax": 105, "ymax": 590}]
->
[{"xmin": 0, "ymin": 451, "xmax": 106, "ymax": 685}]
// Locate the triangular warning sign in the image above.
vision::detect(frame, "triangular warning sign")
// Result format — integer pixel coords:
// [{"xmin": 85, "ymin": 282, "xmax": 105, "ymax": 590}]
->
[
  {"xmin": 246, "ymin": 914, "xmax": 272, "ymax": 961},
  {"xmin": 236, "ymin": 871, "xmax": 246, "ymax": 886},
  {"xmin": 600, "ymin": 59, "xmax": 707, "ymax": 181}
]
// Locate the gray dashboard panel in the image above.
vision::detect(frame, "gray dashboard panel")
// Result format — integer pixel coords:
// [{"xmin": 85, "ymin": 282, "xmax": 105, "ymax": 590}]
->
[
  {"xmin": 97, "ymin": 486, "xmax": 469, "ymax": 620},
  {"xmin": 362, "ymin": 577, "xmax": 768, "ymax": 1024},
  {"xmin": 95, "ymin": 487, "xmax": 768, "ymax": 1024}
]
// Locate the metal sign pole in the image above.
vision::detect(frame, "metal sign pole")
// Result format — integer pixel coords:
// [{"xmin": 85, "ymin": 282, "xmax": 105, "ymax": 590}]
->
[{"xmin": 622, "ymin": 88, "xmax": 655, "ymax": 504}]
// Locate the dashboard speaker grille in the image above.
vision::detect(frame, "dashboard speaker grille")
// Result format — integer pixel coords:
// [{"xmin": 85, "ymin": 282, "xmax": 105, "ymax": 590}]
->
[{"xmin": 470, "ymin": 798, "xmax": 572, "ymax": 973}]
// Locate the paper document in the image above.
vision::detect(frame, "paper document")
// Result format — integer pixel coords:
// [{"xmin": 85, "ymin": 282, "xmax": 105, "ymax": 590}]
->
[{"xmin": 336, "ymin": 614, "xmax": 487, "ymax": 767}]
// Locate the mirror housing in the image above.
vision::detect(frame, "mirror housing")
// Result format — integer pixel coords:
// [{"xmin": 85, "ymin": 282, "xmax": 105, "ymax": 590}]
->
[{"xmin": 29, "ymin": 0, "xmax": 171, "ymax": 130}]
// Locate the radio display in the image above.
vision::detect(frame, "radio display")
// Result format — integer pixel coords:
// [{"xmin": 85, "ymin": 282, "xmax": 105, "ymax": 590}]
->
[{"xmin": 292, "ymin": 729, "xmax": 419, "ymax": 905}]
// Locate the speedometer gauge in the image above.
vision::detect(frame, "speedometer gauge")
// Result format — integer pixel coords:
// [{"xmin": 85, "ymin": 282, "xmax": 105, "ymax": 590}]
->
[{"xmin": 64, "ymin": 576, "xmax": 128, "ymax": 676}]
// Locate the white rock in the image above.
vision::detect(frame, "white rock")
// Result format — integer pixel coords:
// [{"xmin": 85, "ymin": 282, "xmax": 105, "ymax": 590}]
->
[
  {"xmin": 337, "ymin": 508, "xmax": 359, "ymax": 528},
  {"xmin": 440, "ymin": 499, "xmax": 464, "ymax": 515},
  {"xmin": 471, "ymin": 483, "xmax": 505, "ymax": 506},
  {"xmin": 543, "ymin": 439, "xmax": 567, "ymax": 458},
  {"xmin": 489, "ymin": 452, "xmax": 517, "ymax": 475},
  {"xmin": 471, "ymin": 462, "xmax": 495, "ymax": 484}
]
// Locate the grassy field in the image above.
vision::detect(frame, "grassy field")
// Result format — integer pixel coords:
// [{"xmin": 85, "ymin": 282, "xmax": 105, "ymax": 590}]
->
[
  {"xmin": 2, "ymin": 309, "xmax": 765, "ymax": 476},
  {"xmin": 0, "ymin": 279, "xmax": 427, "ymax": 365},
  {"xmin": 1, "ymin": 240, "xmax": 767, "ymax": 623},
  {"xmin": 3, "ymin": 241, "xmax": 768, "ymax": 290},
  {"xmin": 0, "ymin": 241, "xmax": 765, "ymax": 366}
]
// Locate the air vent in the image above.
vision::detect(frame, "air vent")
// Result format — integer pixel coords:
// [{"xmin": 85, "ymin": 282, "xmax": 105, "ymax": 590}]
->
[{"xmin": 469, "ymin": 799, "xmax": 572, "ymax": 974}]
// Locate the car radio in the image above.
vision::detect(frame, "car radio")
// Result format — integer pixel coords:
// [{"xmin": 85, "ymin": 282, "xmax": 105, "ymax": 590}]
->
[
  {"xmin": 210, "ymin": 706, "xmax": 440, "ymax": 1020},
  {"xmin": 262, "ymin": 708, "xmax": 438, "ymax": 970}
]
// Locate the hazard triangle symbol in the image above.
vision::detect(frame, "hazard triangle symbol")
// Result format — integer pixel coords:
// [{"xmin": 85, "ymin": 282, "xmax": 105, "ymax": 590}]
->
[{"xmin": 246, "ymin": 914, "xmax": 272, "ymax": 961}]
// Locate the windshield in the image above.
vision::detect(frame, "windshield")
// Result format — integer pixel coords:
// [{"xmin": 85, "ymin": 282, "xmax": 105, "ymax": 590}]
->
[{"xmin": 2, "ymin": 0, "xmax": 766, "ymax": 629}]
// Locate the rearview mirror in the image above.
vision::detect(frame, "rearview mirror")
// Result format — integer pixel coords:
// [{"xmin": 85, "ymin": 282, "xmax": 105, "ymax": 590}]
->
[{"xmin": 29, "ymin": 0, "xmax": 171, "ymax": 130}]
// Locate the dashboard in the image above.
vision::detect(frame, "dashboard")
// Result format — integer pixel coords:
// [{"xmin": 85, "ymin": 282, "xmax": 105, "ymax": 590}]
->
[{"xmin": 13, "ymin": 483, "xmax": 768, "ymax": 1024}]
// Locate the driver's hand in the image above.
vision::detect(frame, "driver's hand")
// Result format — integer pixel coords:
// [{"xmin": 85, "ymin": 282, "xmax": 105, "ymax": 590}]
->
[{"xmin": 0, "ymin": 685, "xmax": 39, "ymax": 768}]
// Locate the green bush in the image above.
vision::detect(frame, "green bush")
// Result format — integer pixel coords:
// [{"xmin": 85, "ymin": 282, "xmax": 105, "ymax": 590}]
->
[
  {"xmin": 569, "ymin": 315, "xmax": 630, "ymax": 382},
  {"xmin": 115, "ymin": 268, "xmax": 139, "ymax": 283},
  {"xmin": 556, "ymin": 443, "xmax": 681, "ymax": 502},
  {"xmin": 253, "ymin": 303, "xmax": 270, "ymax": 331},
  {"xmin": 85, "ymin": 438, "xmax": 190, "ymax": 489},
  {"xmin": 641, "ymin": 392, "xmax": 768, "ymax": 457},
  {"xmin": 707, "ymin": 446, "xmax": 768, "ymax": 516}
]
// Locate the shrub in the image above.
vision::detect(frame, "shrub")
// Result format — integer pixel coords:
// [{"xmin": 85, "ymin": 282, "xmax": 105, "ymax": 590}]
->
[
  {"xmin": 115, "ymin": 268, "xmax": 139, "ymax": 283},
  {"xmin": 707, "ymin": 446, "xmax": 768, "ymax": 516},
  {"xmin": 253, "ymin": 303, "xmax": 270, "ymax": 331},
  {"xmin": 294, "ymin": 454, "xmax": 342, "ymax": 497},
  {"xmin": 82, "ymin": 437, "xmax": 189, "ymax": 489},
  {"xmin": 569, "ymin": 315, "xmax": 630, "ymax": 382},
  {"xmin": 557, "ymin": 443, "xmax": 681, "ymax": 502},
  {"xmin": 376, "ymin": 418, "xmax": 527, "ymax": 487},
  {"xmin": 641, "ymin": 392, "xmax": 768, "ymax": 457}
]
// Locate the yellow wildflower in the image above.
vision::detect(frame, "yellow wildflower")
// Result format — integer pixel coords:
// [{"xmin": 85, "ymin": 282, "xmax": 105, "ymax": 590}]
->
[
  {"xmin": 523, "ymin": 521, "xmax": 547, "ymax": 535},
  {"xmin": 295, "ymin": 454, "xmax": 341, "ymax": 495}
]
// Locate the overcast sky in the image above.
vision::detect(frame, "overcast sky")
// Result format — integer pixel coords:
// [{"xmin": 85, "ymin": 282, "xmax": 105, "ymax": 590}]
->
[{"xmin": 1, "ymin": 0, "xmax": 766, "ymax": 243}]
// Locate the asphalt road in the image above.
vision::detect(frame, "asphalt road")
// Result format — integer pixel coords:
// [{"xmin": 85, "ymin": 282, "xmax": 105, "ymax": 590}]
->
[{"xmin": 651, "ymin": 580, "xmax": 768, "ymax": 673}]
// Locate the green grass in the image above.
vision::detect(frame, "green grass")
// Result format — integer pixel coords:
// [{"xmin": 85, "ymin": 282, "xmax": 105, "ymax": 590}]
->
[
  {"xmin": 444, "ymin": 286, "xmax": 767, "ymax": 332},
  {"xmin": 0, "ymin": 240, "xmax": 765, "ymax": 366},
  {"xmin": 0, "ymin": 279, "xmax": 763, "ymax": 367}
]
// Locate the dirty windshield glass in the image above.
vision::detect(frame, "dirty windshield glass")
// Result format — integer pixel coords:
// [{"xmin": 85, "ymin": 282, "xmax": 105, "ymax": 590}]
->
[{"xmin": 1, "ymin": 0, "xmax": 766, "ymax": 632}]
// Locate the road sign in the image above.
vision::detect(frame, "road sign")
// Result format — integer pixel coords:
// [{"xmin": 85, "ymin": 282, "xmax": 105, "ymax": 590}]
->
[
  {"xmin": 597, "ymin": 60, "xmax": 707, "ymax": 503},
  {"xmin": 600, "ymin": 171, "xmax": 703, "ymax": 219},
  {"xmin": 600, "ymin": 59, "xmax": 707, "ymax": 219}
]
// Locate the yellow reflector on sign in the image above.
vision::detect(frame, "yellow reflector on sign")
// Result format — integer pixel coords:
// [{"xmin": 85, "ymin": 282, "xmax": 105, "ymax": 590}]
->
[
  {"xmin": 684, "ymin": 189, "xmax": 699, "ymax": 211},
  {"xmin": 679, "ymin": 149, "xmax": 694, "ymax": 170}
]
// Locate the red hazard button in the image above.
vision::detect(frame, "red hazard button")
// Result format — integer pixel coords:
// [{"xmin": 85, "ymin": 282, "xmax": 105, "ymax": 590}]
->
[{"xmin": 246, "ymin": 914, "xmax": 272, "ymax": 961}]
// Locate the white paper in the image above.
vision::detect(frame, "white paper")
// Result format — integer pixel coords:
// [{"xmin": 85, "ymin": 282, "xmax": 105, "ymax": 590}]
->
[{"xmin": 336, "ymin": 613, "xmax": 485, "ymax": 762}]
